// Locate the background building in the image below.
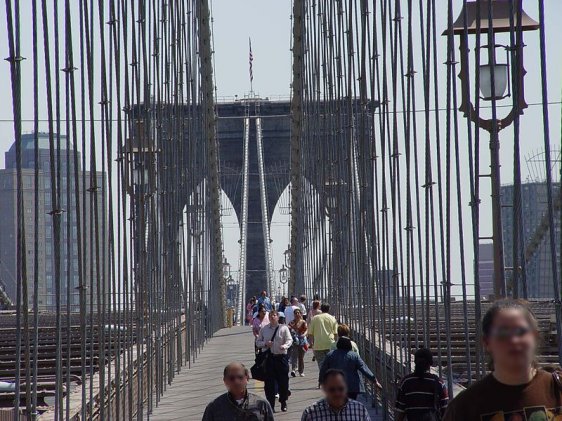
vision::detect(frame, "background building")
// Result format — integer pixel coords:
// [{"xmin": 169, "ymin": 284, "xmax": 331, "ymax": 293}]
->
[
  {"xmin": 477, "ymin": 243, "xmax": 494, "ymax": 299},
  {"xmin": 501, "ymin": 181, "xmax": 561, "ymax": 299},
  {"xmin": 0, "ymin": 132, "xmax": 107, "ymax": 311}
]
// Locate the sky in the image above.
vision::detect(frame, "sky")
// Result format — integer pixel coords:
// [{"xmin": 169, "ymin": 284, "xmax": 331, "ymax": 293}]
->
[
  {"xmin": 0, "ymin": 0, "xmax": 561, "ymax": 300},
  {"xmin": 210, "ymin": 0, "xmax": 562, "ymax": 298}
]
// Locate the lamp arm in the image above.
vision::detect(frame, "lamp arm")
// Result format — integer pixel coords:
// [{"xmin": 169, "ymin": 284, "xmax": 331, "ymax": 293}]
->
[{"xmin": 458, "ymin": 39, "xmax": 528, "ymax": 133}]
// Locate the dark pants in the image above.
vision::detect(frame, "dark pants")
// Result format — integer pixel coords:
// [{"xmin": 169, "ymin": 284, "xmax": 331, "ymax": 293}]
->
[{"xmin": 264, "ymin": 354, "xmax": 290, "ymax": 408}]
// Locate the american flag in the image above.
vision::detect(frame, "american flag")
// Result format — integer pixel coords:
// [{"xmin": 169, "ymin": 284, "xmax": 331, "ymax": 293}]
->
[{"xmin": 249, "ymin": 38, "xmax": 254, "ymax": 83}]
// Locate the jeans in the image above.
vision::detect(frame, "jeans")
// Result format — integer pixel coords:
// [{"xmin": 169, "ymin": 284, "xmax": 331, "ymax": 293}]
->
[
  {"xmin": 290, "ymin": 344, "xmax": 305, "ymax": 374},
  {"xmin": 264, "ymin": 354, "xmax": 290, "ymax": 408},
  {"xmin": 313, "ymin": 349, "xmax": 330, "ymax": 369}
]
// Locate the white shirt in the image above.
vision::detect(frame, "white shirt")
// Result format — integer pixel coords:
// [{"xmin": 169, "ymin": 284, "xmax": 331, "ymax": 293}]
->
[
  {"xmin": 256, "ymin": 323, "xmax": 293, "ymax": 355},
  {"xmin": 298, "ymin": 302, "xmax": 307, "ymax": 315},
  {"xmin": 285, "ymin": 305, "xmax": 299, "ymax": 324}
]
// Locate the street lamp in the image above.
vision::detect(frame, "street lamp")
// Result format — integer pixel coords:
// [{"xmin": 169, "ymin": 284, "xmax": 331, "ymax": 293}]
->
[
  {"xmin": 123, "ymin": 120, "xmax": 159, "ymax": 320},
  {"xmin": 222, "ymin": 257, "xmax": 231, "ymax": 279},
  {"xmin": 279, "ymin": 264, "xmax": 288, "ymax": 297},
  {"xmin": 283, "ymin": 246, "xmax": 291, "ymax": 269},
  {"xmin": 446, "ymin": 0, "xmax": 538, "ymax": 299}
]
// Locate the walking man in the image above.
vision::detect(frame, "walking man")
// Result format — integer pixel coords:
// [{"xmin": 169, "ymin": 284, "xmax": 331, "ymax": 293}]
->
[
  {"xmin": 285, "ymin": 296, "xmax": 300, "ymax": 324},
  {"xmin": 257, "ymin": 290, "xmax": 272, "ymax": 312},
  {"xmin": 298, "ymin": 295, "xmax": 308, "ymax": 320},
  {"xmin": 395, "ymin": 348, "xmax": 448, "ymax": 421},
  {"xmin": 308, "ymin": 303, "xmax": 338, "ymax": 368},
  {"xmin": 301, "ymin": 368, "xmax": 371, "ymax": 420},
  {"xmin": 202, "ymin": 362, "xmax": 274, "ymax": 420},
  {"xmin": 256, "ymin": 309, "xmax": 293, "ymax": 412}
]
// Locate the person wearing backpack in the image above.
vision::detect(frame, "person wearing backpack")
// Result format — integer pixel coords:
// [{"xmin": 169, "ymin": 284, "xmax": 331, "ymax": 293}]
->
[{"xmin": 395, "ymin": 348, "xmax": 448, "ymax": 421}]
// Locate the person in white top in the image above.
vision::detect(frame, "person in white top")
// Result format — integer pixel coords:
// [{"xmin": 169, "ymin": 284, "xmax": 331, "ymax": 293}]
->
[
  {"xmin": 284, "ymin": 297, "xmax": 300, "ymax": 324},
  {"xmin": 298, "ymin": 295, "xmax": 308, "ymax": 319},
  {"xmin": 256, "ymin": 310, "xmax": 293, "ymax": 412}
]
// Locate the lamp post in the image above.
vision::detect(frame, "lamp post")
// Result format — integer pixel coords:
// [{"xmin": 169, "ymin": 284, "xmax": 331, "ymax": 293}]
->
[
  {"xmin": 124, "ymin": 121, "xmax": 158, "ymax": 320},
  {"xmin": 446, "ymin": 1, "xmax": 538, "ymax": 299},
  {"xmin": 222, "ymin": 257, "xmax": 231, "ymax": 306},
  {"xmin": 279, "ymin": 264, "xmax": 288, "ymax": 298}
]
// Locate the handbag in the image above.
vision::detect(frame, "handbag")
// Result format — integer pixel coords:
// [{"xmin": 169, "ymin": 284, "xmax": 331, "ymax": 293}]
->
[{"xmin": 250, "ymin": 325, "xmax": 280, "ymax": 381}]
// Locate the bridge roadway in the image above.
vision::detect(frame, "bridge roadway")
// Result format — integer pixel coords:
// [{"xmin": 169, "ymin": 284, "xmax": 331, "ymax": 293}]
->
[{"xmin": 147, "ymin": 326, "xmax": 382, "ymax": 420}]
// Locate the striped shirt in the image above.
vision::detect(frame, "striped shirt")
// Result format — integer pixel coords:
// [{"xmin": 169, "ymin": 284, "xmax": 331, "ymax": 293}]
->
[
  {"xmin": 395, "ymin": 372, "xmax": 448, "ymax": 418},
  {"xmin": 301, "ymin": 398, "xmax": 371, "ymax": 421}
]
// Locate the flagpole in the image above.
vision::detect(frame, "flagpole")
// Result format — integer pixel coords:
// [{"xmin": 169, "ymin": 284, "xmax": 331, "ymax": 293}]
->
[{"xmin": 249, "ymin": 37, "xmax": 254, "ymax": 97}]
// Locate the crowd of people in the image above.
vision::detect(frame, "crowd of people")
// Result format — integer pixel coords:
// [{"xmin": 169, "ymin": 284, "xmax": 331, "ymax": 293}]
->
[{"xmin": 204, "ymin": 295, "xmax": 562, "ymax": 420}]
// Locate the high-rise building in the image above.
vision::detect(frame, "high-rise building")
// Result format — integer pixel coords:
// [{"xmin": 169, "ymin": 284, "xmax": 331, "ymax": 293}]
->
[
  {"xmin": 0, "ymin": 132, "xmax": 107, "ymax": 311},
  {"xmin": 501, "ymin": 182, "xmax": 561, "ymax": 299},
  {"xmin": 477, "ymin": 243, "xmax": 494, "ymax": 299}
]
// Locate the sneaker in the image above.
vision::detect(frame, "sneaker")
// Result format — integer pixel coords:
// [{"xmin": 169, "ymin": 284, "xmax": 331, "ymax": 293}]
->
[
  {"xmin": 290, "ymin": 370, "xmax": 296, "ymax": 377},
  {"xmin": 299, "ymin": 372, "xmax": 305, "ymax": 377},
  {"xmin": 281, "ymin": 402, "xmax": 288, "ymax": 412}
]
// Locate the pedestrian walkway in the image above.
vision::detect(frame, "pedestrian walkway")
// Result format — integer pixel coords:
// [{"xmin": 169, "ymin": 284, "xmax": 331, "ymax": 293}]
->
[{"xmin": 147, "ymin": 326, "xmax": 383, "ymax": 420}]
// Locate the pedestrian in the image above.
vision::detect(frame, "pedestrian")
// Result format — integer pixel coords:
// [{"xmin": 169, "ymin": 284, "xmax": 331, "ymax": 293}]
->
[
  {"xmin": 256, "ymin": 309, "xmax": 293, "ymax": 413},
  {"xmin": 246, "ymin": 297, "xmax": 256, "ymax": 326},
  {"xmin": 307, "ymin": 300, "xmax": 322, "ymax": 324},
  {"xmin": 202, "ymin": 362, "xmax": 274, "ymax": 421},
  {"xmin": 298, "ymin": 295, "xmax": 308, "ymax": 320},
  {"xmin": 319, "ymin": 336, "xmax": 379, "ymax": 400},
  {"xmin": 279, "ymin": 296, "xmax": 289, "ymax": 313},
  {"xmin": 301, "ymin": 368, "xmax": 371, "ymax": 420},
  {"xmin": 252, "ymin": 305, "xmax": 269, "ymax": 354},
  {"xmin": 285, "ymin": 296, "xmax": 300, "ymax": 324},
  {"xmin": 308, "ymin": 303, "xmax": 338, "ymax": 368},
  {"xmin": 395, "ymin": 348, "xmax": 448, "ymax": 421},
  {"xmin": 330, "ymin": 324, "xmax": 360, "ymax": 354},
  {"xmin": 443, "ymin": 299, "xmax": 562, "ymax": 420},
  {"xmin": 288, "ymin": 308, "xmax": 308, "ymax": 377},
  {"xmin": 257, "ymin": 290, "xmax": 272, "ymax": 312}
]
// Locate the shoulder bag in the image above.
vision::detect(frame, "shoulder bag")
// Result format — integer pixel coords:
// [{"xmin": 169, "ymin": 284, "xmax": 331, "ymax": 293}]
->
[{"xmin": 250, "ymin": 325, "xmax": 280, "ymax": 381}]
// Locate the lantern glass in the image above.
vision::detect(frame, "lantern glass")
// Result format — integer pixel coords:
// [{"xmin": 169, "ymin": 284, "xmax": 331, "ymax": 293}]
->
[
  {"xmin": 132, "ymin": 165, "xmax": 149, "ymax": 187},
  {"xmin": 479, "ymin": 63, "xmax": 509, "ymax": 101},
  {"xmin": 279, "ymin": 266, "xmax": 288, "ymax": 283}
]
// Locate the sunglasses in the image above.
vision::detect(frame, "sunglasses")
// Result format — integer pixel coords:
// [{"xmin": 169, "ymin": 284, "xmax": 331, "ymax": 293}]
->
[
  {"xmin": 490, "ymin": 326, "xmax": 532, "ymax": 341},
  {"xmin": 226, "ymin": 374, "xmax": 246, "ymax": 381},
  {"xmin": 326, "ymin": 386, "xmax": 346, "ymax": 393}
]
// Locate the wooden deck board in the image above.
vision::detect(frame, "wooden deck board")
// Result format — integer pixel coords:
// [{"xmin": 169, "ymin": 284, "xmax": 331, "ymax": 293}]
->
[{"xmin": 147, "ymin": 326, "xmax": 383, "ymax": 420}]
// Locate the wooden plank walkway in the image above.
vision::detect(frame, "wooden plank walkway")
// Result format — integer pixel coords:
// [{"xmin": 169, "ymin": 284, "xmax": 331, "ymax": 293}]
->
[{"xmin": 147, "ymin": 326, "xmax": 383, "ymax": 420}]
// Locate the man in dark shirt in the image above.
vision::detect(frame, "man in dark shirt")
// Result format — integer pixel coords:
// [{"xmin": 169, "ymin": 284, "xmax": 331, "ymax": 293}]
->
[
  {"xmin": 395, "ymin": 348, "xmax": 448, "ymax": 421},
  {"xmin": 202, "ymin": 362, "xmax": 274, "ymax": 420}
]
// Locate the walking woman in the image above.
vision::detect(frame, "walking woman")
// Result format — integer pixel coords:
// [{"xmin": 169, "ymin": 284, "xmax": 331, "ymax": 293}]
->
[
  {"xmin": 307, "ymin": 300, "xmax": 322, "ymax": 324},
  {"xmin": 256, "ymin": 310, "xmax": 293, "ymax": 413},
  {"xmin": 288, "ymin": 308, "xmax": 308, "ymax": 377},
  {"xmin": 319, "ymin": 336, "xmax": 379, "ymax": 400},
  {"xmin": 252, "ymin": 304, "xmax": 269, "ymax": 354},
  {"xmin": 246, "ymin": 297, "xmax": 256, "ymax": 326},
  {"xmin": 444, "ymin": 299, "xmax": 562, "ymax": 420}
]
